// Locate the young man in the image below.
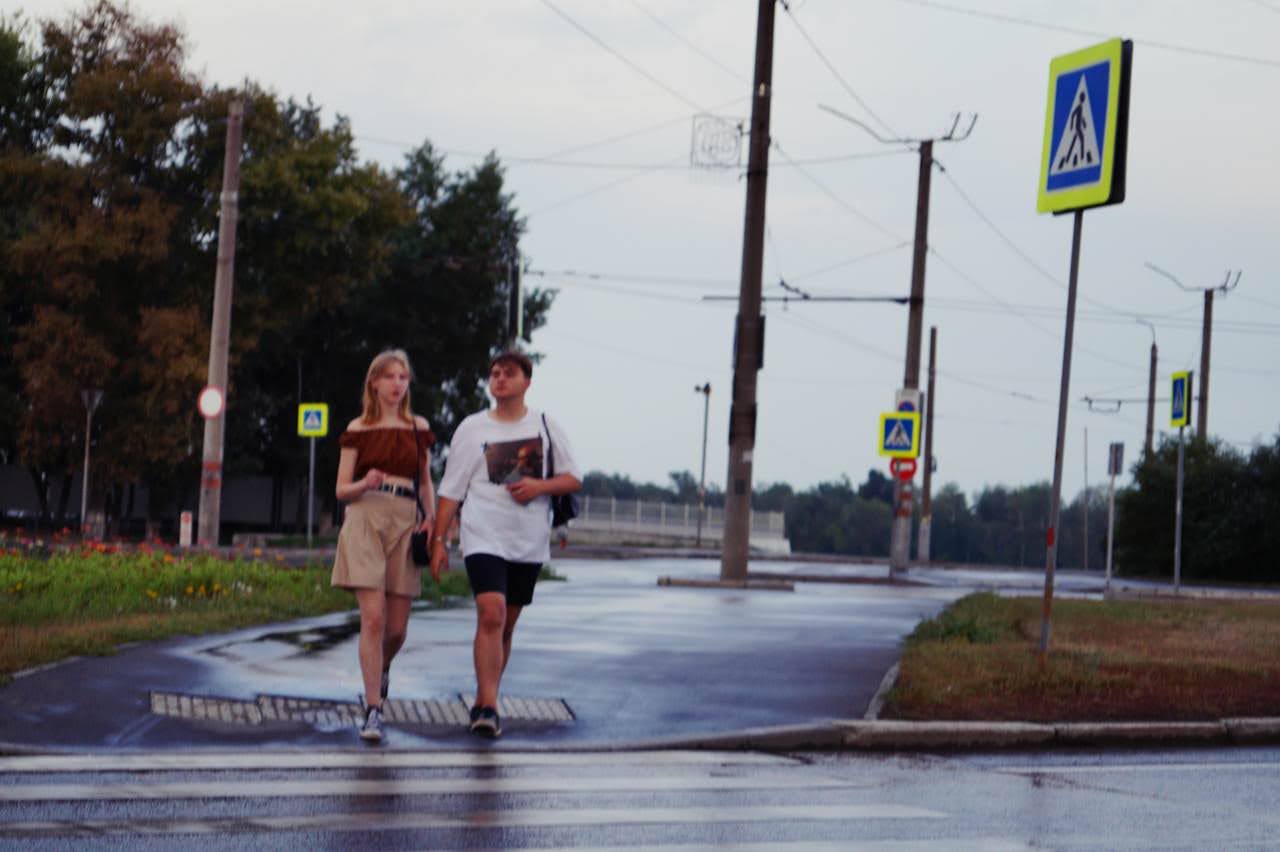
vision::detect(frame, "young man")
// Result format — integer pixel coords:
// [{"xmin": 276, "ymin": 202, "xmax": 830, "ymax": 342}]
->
[{"xmin": 430, "ymin": 351, "xmax": 582, "ymax": 738}]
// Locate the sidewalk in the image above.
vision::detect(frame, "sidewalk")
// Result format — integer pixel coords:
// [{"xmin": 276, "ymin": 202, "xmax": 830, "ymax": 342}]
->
[{"xmin": 2, "ymin": 556, "xmax": 1277, "ymax": 754}]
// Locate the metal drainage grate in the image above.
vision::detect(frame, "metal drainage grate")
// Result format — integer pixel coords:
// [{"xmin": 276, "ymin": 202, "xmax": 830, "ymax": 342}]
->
[{"xmin": 150, "ymin": 692, "xmax": 574, "ymax": 727}]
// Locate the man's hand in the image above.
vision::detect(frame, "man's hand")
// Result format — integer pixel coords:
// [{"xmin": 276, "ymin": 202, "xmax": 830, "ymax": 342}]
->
[{"xmin": 505, "ymin": 477, "xmax": 546, "ymax": 505}]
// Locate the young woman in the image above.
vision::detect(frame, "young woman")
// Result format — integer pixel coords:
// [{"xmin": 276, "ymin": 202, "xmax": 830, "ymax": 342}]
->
[{"xmin": 332, "ymin": 349, "xmax": 435, "ymax": 742}]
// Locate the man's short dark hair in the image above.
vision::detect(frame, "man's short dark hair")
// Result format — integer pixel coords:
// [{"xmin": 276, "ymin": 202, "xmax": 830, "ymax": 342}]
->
[{"xmin": 489, "ymin": 350, "xmax": 533, "ymax": 380}]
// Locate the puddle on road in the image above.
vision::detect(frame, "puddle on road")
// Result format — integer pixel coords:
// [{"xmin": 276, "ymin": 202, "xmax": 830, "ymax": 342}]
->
[{"xmin": 204, "ymin": 598, "xmax": 469, "ymax": 662}]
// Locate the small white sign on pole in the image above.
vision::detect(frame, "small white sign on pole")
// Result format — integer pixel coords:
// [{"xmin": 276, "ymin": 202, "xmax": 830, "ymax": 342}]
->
[{"xmin": 179, "ymin": 511, "xmax": 193, "ymax": 548}]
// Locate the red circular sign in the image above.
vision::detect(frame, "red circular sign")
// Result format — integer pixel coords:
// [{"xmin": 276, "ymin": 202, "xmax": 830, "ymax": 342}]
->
[{"xmin": 891, "ymin": 457, "xmax": 917, "ymax": 480}]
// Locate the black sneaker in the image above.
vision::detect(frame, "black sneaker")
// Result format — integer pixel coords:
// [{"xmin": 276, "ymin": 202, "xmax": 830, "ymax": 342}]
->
[
  {"xmin": 380, "ymin": 670, "xmax": 390, "ymax": 702},
  {"xmin": 359, "ymin": 705, "xmax": 384, "ymax": 743},
  {"xmin": 469, "ymin": 705, "xmax": 501, "ymax": 738}
]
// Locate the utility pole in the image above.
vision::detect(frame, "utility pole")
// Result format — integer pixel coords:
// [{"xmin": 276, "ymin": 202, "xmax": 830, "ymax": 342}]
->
[
  {"xmin": 1081, "ymin": 427, "xmax": 1089, "ymax": 572},
  {"xmin": 720, "ymin": 0, "xmax": 776, "ymax": 583},
  {"xmin": 1137, "ymin": 319, "xmax": 1157, "ymax": 457},
  {"xmin": 79, "ymin": 389, "xmax": 103, "ymax": 539},
  {"xmin": 917, "ymin": 326, "xmax": 937, "ymax": 562},
  {"xmin": 508, "ymin": 255, "xmax": 524, "ymax": 347},
  {"xmin": 694, "ymin": 383, "xmax": 711, "ymax": 548},
  {"xmin": 1144, "ymin": 263, "xmax": 1241, "ymax": 441},
  {"xmin": 197, "ymin": 99, "xmax": 244, "ymax": 548},
  {"xmin": 820, "ymin": 108, "xmax": 975, "ymax": 576}
]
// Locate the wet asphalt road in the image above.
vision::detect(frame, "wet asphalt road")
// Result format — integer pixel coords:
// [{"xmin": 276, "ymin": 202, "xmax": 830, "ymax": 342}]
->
[
  {"xmin": 1, "ymin": 557, "xmax": 972, "ymax": 751},
  {"xmin": 3, "ymin": 745, "xmax": 1278, "ymax": 849}
]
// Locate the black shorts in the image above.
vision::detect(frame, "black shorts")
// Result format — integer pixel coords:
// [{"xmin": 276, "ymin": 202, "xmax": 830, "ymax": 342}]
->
[{"xmin": 464, "ymin": 553, "xmax": 543, "ymax": 606}]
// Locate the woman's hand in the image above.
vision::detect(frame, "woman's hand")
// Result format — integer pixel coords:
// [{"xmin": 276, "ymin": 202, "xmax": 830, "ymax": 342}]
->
[{"xmin": 362, "ymin": 469, "xmax": 386, "ymax": 492}]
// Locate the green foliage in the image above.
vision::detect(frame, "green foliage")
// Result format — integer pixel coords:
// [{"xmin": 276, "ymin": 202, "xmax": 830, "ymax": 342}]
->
[
  {"xmin": 1, "ymin": 2, "xmax": 552, "ymax": 535},
  {"xmin": 0, "ymin": 548, "xmax": 350, "ymax": 627},
  {"xmin": 1116, "ymin": 434, "xmax": 1280, "ymax": 582},
  {"xmin": 905, "ymin": 592, "xmax": 1010, "ymax": 644}
]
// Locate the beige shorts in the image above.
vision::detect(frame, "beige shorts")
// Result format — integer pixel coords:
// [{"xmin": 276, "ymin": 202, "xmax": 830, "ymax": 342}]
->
[{"xmin": 331, "ymin": 491, "xmax": 421, "ymax": 597}]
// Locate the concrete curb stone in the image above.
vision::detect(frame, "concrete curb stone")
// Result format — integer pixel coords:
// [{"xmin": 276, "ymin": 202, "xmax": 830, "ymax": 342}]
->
[{"xmin": 1053, "ymin": 721, "xmax": 1227, "ymax": 746}]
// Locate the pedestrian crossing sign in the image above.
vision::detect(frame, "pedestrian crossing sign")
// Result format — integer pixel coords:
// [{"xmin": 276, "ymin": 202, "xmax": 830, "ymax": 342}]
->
[
  {"xmin": 1036, "ymin": 38, "xmax": 1132, "ymax": 214},
  {"xmin": 1170, "ymin": 371, "xmax": 1191, "ymax": 428},
  {"xmin": 878, "ymin": 412, "xmax": 921, "ymax": 459},
  {"xmin": 297, "ymin": 403, "xmax": 329, "ymax": 437}
]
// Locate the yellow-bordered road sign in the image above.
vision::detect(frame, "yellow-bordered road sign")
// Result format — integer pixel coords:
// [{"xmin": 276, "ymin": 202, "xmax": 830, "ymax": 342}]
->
[
  {"xmin": 878, "ymin": 412, "xmax": 921, "ymax": 459},
  {"xmin": 1037, "ymin": 38, "xmax": 1133, "ymax": 214},
  {"xmin": 1170, "ymin": 371, "xmax": 1192, "ymax": 428},
  {"xmin": 298, "ymin": 403, "xmax": 329, "ymax": 437}
]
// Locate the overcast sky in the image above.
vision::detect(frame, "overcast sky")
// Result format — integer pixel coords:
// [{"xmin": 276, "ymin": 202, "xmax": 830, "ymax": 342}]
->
[{"xmin": 20, "ymin": 0, "xmax": 1280, "ymax": 500}]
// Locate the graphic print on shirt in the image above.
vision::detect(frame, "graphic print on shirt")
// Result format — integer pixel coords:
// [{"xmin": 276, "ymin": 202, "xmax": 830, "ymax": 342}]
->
[{"xmin": 483, "ymin": 436, "xmax": 544, "ymax": 485}]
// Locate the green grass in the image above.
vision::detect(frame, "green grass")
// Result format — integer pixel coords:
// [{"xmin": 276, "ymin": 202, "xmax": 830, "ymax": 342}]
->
[
  {"xmin": 0, "ymin": 543, "xmax": 478, "ymax": 684},
  {"xmin": 887, "ymin": 592, "xmax": 1280, "ymax": 721}
]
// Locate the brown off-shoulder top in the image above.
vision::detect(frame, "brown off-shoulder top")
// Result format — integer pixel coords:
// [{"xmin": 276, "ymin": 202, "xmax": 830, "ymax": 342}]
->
[{"xmin": 338, "ymin": 426, "xmax": 436, "ymax": 480}]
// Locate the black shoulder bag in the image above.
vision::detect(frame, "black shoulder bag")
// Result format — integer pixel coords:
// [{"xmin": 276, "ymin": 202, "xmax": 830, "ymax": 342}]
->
[
  {"xmin": 409, "ymin": 420, "xmax": 431, "ymax": 566},
  {"xmin": 542, "ymin": 413, "xmax": 580, "ymax": 529}
]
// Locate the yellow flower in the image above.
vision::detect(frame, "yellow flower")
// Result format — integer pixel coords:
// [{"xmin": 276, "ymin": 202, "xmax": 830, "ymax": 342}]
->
[
  {"xmin": 253, "ymin": 548, "xmax": 263, "ymax": 557},
  {"xmin": 186, "ymin": 585, "xmax": 194, "ymax": 595},
  {"xmin": 275, "ymin": 554, "xmax": 285, "ymax": 562},
  {"xmin": 164, "ymin": 555, "xmax": 176, "ymax": 564},
  {"xmin": 146, "ymin": 589, "xmax": 158, "ymax": 599},
  {"xmin": 198, "ymin": 584, "xmax": 207, "ymax": 596}
]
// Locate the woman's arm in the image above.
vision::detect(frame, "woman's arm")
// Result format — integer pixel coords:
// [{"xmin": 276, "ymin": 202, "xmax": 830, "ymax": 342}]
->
[{"xmin": 335, "ymin": 446, "xmax": 383, "ymax": 502}]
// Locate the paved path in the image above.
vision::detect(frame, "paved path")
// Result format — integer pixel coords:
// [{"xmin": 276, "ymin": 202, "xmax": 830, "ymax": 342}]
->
[{"xmin": 0, "ymin": 558, "xmax": 964, "ymax": 751}]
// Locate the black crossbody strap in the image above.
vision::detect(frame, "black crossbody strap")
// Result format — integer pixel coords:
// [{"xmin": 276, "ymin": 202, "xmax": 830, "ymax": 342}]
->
[
  {"xmin": 541, "ymin": 413, "xmax": 556, "ymax": 478},
  {"xmin": 410, "ymin": 418, "xmax": 426, "ymax": 523}
]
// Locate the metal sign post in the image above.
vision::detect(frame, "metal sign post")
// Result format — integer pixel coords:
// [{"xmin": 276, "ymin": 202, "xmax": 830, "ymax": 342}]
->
[
  {"xmin": 1034, "ymin": 38, "xmax": 1133, "ymax": 660},
  {"xmin": 1170, "ymin": 371, "xmax": 1191, "ymax": 592},
  {"xmin": 298, "ymin": 403, "xmax": 329, "ymax": 550},
  {"xmin": 1105, "ymin": 441, "xmax": 1123, "ymax": 593}
]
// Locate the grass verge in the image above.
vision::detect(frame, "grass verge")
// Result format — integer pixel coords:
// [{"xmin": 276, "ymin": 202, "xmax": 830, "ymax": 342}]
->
[
  {"xmin": 0, "ymin": 545, "xmax": 471, "ymax": 685},
  {"xmin": 885, "ymin": 592, "xmax": 1280, "ymax": 721}
]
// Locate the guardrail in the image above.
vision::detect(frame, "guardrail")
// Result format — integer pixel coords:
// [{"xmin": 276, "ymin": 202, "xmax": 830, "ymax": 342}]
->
[{"xmin": 570, "ymin": 496, "xmax": 789, "ymax": 553}]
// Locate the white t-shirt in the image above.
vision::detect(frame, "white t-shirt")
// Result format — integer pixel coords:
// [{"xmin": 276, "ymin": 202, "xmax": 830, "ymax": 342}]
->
[{"xmin": 437, "ymin": 408, "xmax": 580, "ymax": 564}]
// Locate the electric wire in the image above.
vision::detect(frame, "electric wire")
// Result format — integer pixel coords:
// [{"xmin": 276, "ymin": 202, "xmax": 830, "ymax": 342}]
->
[
  {"xmin": 538, "ymin": 0, "xmax": 715, "ymax": 112},
  {"xmin": 895, "ymin": 0, "xmax": 1280, "ymax": 70},
  {"xmin": 526, "ymin": 155, "xmax": 687, "ymax": 218},
  {"xmin": 779, "ymin": 0, "xmax": 902, "ymax": 139},
  {"xmin": 625, "ymin": 0, "xmax": 750, "ymax": 84},
  {"xmin": 770, "ymin": 141, "xmax": 907, "ymax": 242}
]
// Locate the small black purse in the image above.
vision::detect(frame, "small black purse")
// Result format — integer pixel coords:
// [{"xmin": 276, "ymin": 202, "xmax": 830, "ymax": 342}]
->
[
  {"xmin": 409, "ymin": 419, "xmax": 431, "ymax": 567},
  {"xmin": 542, "ymin": 413, "xmax": 579, "ymax": 528}
]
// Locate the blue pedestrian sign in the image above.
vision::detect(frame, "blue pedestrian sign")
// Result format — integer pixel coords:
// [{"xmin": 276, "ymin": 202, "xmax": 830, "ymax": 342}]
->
[
  {"xmin": 297, "ymin": 403, "xmax": 329, "ymax": 437},
  {"xmin": 1170, "ymin": 371, "xmax": 1192, "ymax": 428},
  {"xmin": 1037, "ymin": 38, "xmax": 1132, "ymax": 214},
  {"xmin": 878, "ymin": 412, "xmax": 921, "ymax": 459}
]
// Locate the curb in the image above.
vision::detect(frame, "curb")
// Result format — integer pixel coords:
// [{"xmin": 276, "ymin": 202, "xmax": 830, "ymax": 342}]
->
[{"xmin": 603, "ymin": 717, "xmax": 1280, "ymax": 753}]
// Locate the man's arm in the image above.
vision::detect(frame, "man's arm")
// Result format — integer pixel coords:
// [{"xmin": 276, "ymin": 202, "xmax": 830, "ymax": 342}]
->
[{"xmin": 429, "ymin": 497, "xmax": 459, "ymax": 582}]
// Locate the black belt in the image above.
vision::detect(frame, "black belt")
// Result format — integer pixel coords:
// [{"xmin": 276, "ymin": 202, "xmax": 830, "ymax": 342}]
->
[{"xmin": 373, "ymin": 483, "xmax": 415, "ymax": 499}]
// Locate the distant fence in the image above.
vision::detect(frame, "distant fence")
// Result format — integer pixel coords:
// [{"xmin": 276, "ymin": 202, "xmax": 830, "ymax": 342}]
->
[{"xmin": 570, "ymin": 496, "xmax": 789, "ymax": 554}]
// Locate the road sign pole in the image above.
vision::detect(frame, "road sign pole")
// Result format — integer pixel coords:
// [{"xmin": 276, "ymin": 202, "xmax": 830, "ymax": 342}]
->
[
  {"xmin": 1105, "ymin": 468, "xmax": 1116, "ymax": 594},
  {"xmin": 307, "ymin": 436, "xmax": 316, "ymax": 551},
  {"xmin": 1174, "ymin": 424, "xmax": 1185, "ymax": 592},
  {"xmin": 1039, "ymin": 208, "xmax": 1084, "ymax": 660}
]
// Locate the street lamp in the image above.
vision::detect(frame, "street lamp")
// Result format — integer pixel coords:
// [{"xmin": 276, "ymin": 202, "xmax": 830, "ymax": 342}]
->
[
  {"xmin": 79, "ymin": 389, "xmax": 103, "ymax": 539},
  {"xmin": 694, "ymin": 383, "xmax": 711, "ymax": 548}
]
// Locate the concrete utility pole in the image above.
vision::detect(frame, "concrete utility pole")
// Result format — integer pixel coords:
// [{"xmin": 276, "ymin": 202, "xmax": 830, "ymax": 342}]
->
[
  {"xmin": 197, "ymin": 99, "xmax": 244, "ymax": 548},
  {"xmin": 1137, "ymin": 319, "xmax": 1157, "ymax": 458},
  {"xmin": 917, "ymin": 326, "xmax": 937, "ymax": 562},
  {"xmin": 694, "ymin": 382, "xmax": 711, "ymax": 547},
  {"xmin": 720, "ymin": 0, "xmax": 776, "ymax": 582},
  {"xmin": 79, "ymin": 389, "xmax": 103, "ymax": 539},
  {"xmin": 819, "ymin": 108, "xmax": 975, "ymax": 576},
  {"xmin": 1144, "ymin": 263, "xmax": 1241, "ymax": 440}
]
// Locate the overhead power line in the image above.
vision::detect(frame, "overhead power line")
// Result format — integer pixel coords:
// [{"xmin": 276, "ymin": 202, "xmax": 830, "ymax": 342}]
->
[
  {"xmin": 895, "ymin": 0, "xmax": 1280, "ymax": 70},
  {"xmin": 538, "ymin": 0, "xmax": 714, "ymax": 112},
  {"xmin": 626, "ymin": 0, "xmax": 750, "ymax": 83},
  {"xmin": 779, "ymin": 0, "xmax": 901, "ymax": 138}
]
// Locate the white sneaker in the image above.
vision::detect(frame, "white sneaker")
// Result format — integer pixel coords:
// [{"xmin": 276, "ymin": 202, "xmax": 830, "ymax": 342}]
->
[{"xmin": 359, "ymin": 706, "xmax": 384, "ymax": 742}]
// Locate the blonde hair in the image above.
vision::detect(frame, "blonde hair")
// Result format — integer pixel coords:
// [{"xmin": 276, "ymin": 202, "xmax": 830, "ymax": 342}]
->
[{"xmin": 360, "ymin": 349, "xmax": 414, "ymax": 424}]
